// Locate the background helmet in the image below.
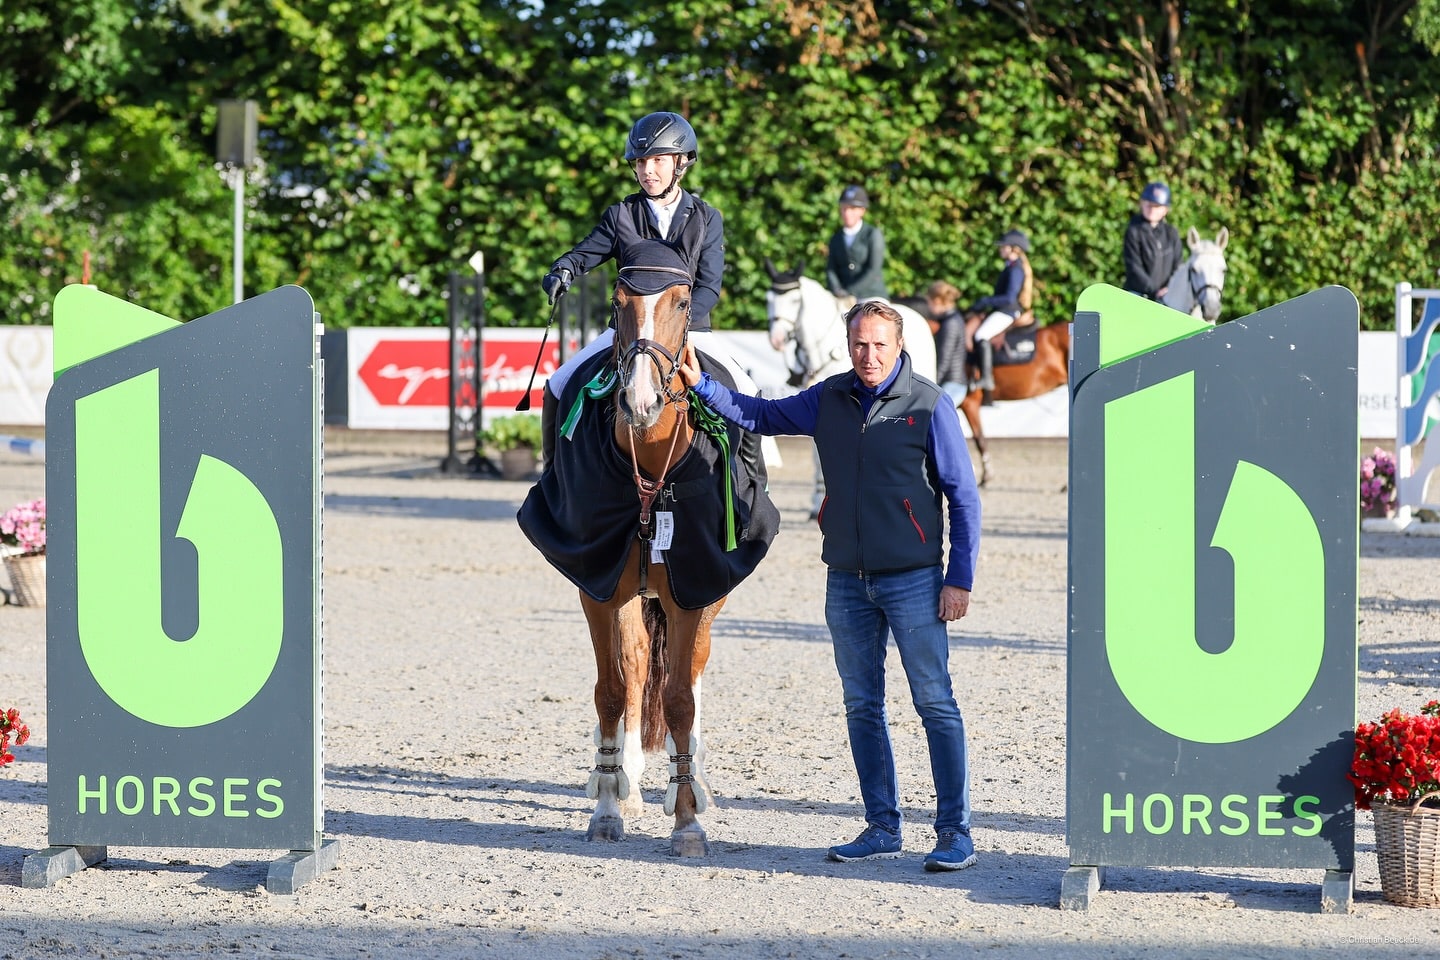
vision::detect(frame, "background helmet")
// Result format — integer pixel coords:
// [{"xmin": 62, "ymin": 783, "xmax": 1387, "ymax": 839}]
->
[
  {"xmin": 625, "ymin": 112, "xmax": 698, "ymax": 174},
  {"xmin": 839, "ymin": 184, "xmax": 870, "ymax": 208},
  {"xmin": 1140, "ymin": 181, "xmax": 1172, "ymax": 206},
  {"xmin": 997, "ymin": 229, "xmax": 1031, "ymax": 253}
]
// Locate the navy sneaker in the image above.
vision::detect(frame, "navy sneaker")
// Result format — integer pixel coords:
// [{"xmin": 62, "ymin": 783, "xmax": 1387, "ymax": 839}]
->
[
  {"xmin": 924, "ymin": 830, "xmax": 977, "ymax": 872},
  {"xmin": 827, "ymin": 825, "xmax": 902, "ymax": 862}
]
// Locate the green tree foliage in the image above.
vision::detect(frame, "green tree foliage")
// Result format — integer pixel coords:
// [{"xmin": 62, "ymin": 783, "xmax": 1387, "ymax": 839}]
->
[{"xmin": 2, "ymin": 0, "xmax": 1437, "ymax": 330}]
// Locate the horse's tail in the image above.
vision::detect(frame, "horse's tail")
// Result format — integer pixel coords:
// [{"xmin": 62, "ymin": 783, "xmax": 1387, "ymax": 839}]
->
[{"xmin": 640, "ymin": 598, "xmax": 670, "ymax": 752}]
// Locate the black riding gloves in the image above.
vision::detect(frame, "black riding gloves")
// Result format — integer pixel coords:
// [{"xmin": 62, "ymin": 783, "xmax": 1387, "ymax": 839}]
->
[{"xmin": 542, "ymin": 267, "xmax": 574, "ymax": 304}]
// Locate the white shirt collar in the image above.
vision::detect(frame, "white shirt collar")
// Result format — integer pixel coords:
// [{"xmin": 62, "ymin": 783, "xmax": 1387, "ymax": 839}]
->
[{"xmin": 647, "ymin": 194, "xmax": 680, "ymax": 237}]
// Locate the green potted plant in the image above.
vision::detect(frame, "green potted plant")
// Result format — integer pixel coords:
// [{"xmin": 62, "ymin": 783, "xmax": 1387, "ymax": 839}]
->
[
  {"xmin": 1, "ymin": 497, "xmax": 45, "ymax": 607},
  {"xmin": 480, "ymin": 413, "xmax": 543, "ymax": 480}
]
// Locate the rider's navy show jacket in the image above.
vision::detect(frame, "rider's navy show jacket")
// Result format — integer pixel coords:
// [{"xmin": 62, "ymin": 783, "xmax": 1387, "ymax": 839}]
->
[{"xmin": 550, "ymin": 189, "xmax": 724, "ymax": 329}]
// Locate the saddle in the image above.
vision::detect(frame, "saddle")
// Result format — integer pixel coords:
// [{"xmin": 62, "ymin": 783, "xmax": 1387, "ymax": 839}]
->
[{"xmin": 968, "ymin": 322, "xmax": 1040, "ymax": 369}]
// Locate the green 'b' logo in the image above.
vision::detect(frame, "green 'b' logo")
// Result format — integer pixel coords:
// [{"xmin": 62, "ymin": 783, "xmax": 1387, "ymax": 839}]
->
[
  {"xmin": 1104, "ymin": 372, "xmax": 1324, "ymax": 743},
  {"xmin": 76, "ymin": 370, "xmax": 283, "ymax": 727}
]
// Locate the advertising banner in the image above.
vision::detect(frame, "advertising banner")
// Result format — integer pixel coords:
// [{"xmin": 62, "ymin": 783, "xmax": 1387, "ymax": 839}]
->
[
  {"xmin": 1064, "ymin": 284, "xmax": 1357, "ymax": 908},
  {"xmin": 43, "ymin": 285, "xmax": 323, "ymax": 851}
]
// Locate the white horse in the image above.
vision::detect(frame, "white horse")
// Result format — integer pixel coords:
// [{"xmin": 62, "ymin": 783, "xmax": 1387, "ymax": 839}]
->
[
  {"xmin": 762, "ymin": 262, "xmax": 937, "ymax": 386},
  {"xmin": 1161, "ymin": 227, "xmax": 1229, "ymax": 323},
  {"xmin": 762, "ymin": 260, "xmax": 937, "ymax": 517}
]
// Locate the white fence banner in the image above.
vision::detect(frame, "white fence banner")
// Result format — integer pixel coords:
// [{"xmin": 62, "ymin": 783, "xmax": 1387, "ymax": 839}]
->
[{"xmin": 0, "ymin": 325, "xmax": 1406, "ymax": 439}]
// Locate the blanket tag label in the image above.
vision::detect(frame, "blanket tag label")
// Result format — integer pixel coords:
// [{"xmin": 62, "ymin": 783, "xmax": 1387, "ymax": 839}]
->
[{"xmin": 650, "ymin": 511, "xmax": 675, "ymax": 563}]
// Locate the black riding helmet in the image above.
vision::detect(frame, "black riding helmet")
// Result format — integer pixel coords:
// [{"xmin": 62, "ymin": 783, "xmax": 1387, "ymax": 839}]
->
[
  {"xmin": 625, "ymin": 112, "xmax": 698, "ymax": 171},
  {"xmin": 997, "ymin": 229, "xmax": 1031, "ymax": 253}
]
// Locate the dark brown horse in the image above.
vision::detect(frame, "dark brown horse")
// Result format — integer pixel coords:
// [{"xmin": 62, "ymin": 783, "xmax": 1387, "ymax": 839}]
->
[
  {"xmin": 959, "ymin": 322, "xmax": 1070, "ymax": 486},
  {"xmin": 575, "ymin": 259, "xmax": 723, "ymax": 857}
]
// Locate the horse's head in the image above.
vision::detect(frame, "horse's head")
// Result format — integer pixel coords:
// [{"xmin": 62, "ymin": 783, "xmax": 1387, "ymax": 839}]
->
[
  {"xmin": 1185, "ymin": 226, "xmax": 1229, "ymax": 323},
  {"xmin": 764, "ymin": 258, "xmax": 806, "ymax": 350},
  {"xmin": 612, "ymin": 241, "xmax": 692, "ymax": 430}
]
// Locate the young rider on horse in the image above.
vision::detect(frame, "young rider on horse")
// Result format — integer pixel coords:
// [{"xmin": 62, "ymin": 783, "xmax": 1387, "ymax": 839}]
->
[
  {"xmin": 825, "ymin": 185, "xmax": 888, "ymax": 313},
  {"xmin": 964, "ymin": 230, "xmax": 1033, "ymax": 404},
  {"xmin": 1122, "ymin": 181, "xmax": 1184, "ymax": 302},
  {"xmin": 538, "ymin": 112, "xmax": 761, "ymax": 468}
]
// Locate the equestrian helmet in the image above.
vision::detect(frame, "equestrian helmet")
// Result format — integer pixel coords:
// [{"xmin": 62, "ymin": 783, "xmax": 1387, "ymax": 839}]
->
[
  {"xmin": 839, "ymin": 184, "xmax": 870, "ymax": 208},
  {"xmin": 1140, "ymin": 181, "xmax": 1172, "ymax": 206},
  {"xmin": 625, "ymin": 112, "xmax": 698, "ymax": 173},
  {"xmin": 997, "ymin": 229, "xmax": 1031, "ymax": 252}
]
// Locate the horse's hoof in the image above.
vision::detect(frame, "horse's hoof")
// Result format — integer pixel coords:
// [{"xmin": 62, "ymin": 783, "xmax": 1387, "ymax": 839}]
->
[
  {"xmin": 586, "ymin": 816, "xmax": 625, "ymax": 842},
  {"xmin": 619, "ymin": 796, "xmax": 644, "ymax": 820},
  {"xmin": 670, "ymin": 828, "xmax": 710, "ymax": 858}
]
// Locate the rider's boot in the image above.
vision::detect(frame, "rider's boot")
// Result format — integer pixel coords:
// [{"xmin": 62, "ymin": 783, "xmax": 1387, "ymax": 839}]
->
[
  {"xmin": 540, "ymin": 384, "xmax": 558, "ymax": 472},
  {"xmin": 976, "ymin": 339, "xmax": 996, "ymax": 405},
  {"xmin": 737, "ymin": 428, "xmax": 768, "ymax": 492}
]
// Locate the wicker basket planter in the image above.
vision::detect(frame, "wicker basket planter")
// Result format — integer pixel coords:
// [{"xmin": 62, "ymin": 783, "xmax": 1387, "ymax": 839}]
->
[
  {"xmin": 1373, "ymin": 792, "xmax": 1440, "ymax": 907},
  {"xmin": 2, "ymin": 552, "xmax": 45, "ymax": 608}
]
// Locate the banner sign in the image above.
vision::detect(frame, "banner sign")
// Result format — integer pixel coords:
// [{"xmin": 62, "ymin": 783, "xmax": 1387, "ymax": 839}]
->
[
  {"xmin": 346, "ymin": 327, "xmax": 566, "ymax": 429},
  {"xmin": 1, "ymin": 323, "xmax": 1405, "ymax": 437},
  {"xmin": 1066, "ymin": 285, "xmax": 1357, "ymax": 878},
  {"xmin": 44, "ymin": 285, "xmax": 322, "ymax": 850}
]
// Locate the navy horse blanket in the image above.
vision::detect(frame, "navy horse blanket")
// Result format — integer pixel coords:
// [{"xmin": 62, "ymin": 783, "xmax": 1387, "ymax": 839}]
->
[{"xmin": 517, "ymin": 351, "xmax": 780, "ymax": 610}]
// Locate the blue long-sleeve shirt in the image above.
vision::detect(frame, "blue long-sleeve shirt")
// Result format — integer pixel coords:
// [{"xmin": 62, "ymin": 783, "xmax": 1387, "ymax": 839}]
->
[
  {"xmin": 969, "ymin": 259, "xmax": 1025, "ymax": 318},
  {"xmin": 691, "ymin": 359, "xmax": 981, "ymax": 590}
]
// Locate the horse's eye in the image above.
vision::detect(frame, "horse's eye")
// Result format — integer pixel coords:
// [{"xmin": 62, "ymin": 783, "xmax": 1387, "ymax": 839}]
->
[{"xmin": 677, "ymin": 298, "xmax": 690, "ymax": 311}]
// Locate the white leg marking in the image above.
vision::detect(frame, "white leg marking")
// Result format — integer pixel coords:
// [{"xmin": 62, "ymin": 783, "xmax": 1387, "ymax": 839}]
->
[{"xmin": 622, "ymin": 724, "xmax": 645, "ymax": 800}]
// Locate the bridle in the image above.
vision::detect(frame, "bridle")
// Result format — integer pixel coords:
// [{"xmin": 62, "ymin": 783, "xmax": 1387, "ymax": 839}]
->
[
  {"xmin": 611, "ymin": 264, "xmax": 693, "ymax": 583},
  {"xmin": 613, "ymin": 265, "xmax": 693, "ymax": 408},
  {"xmin": 1188, "ymin": 253, "xmax": 1225, "ymax": 311},
  {"xmin": 1190, "ymin": 265, "xmax": 1224, "ymax": 303}
]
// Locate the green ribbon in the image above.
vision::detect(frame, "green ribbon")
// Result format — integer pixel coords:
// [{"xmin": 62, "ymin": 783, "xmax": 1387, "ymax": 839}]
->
[
  {"xmin": 560, "ymin": 366, "xmax": 618, "ymax": 441},
  {"xmin": 687, "ymin": 391, "xmax": 738, "ymax": 552},
  {"xmin": 560, "ymin": 371, "xmax": 740, "ymax": 553}
]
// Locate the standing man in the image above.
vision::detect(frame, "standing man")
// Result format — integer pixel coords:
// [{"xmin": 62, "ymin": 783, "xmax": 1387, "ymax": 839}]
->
[
  {"xmin": 1122, "ymin": 181, "xmax": 1184, "ymax": 302},
  {"xmin": 825, "ymin": 185, "xmax": 888, "ymax": 310},
  {"xmin": 678, "ymin": 300, "xmax": 982, "ymax": 873}
]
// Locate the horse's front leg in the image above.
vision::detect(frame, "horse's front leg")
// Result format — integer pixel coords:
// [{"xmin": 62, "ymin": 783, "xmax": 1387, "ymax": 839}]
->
[
  {"xmin": 959, "ymin": 392, "xmax": 991, "ymax": 486},
  {"xmin": 659, "ymin": 587, "xmax": 724, "ymax": 857},
  {"xmin": 579, "ymin": 590, "xmax": 648, "ymax": 842}
]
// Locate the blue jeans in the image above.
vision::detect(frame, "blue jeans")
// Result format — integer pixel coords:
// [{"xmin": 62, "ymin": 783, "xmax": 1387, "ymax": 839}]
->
[{"xmin": 825, "ymin": 566, "xmax": 971, "ymax": 836}]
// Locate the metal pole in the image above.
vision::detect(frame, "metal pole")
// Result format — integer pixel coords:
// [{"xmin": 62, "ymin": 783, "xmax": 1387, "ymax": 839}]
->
[
  {"xmin": 232, "ymin": 167, "xmax": 245, "ymax": 303},
  {"xmin": 1397, "ymin": 282, "xmax": 1411, "ymax": 504}
]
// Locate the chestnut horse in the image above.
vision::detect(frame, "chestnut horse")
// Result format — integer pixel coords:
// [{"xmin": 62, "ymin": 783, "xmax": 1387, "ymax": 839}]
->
[
  {"xmin": 959, "ymin": 322, "xmax": 1070, "ymax": 486},
  {"xmin": 516, "ymin": 240, "xmax": 787, "ymax": 857},
  {"xmin": 576, "ymin": 259, "xmax": 721, "ymax": 857}
]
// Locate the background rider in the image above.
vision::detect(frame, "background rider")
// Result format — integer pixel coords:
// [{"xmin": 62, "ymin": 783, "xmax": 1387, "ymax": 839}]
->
[
  {"xmin": 1122, "ymin": 181, "xmax": 1184, "ymax": 302},
  {"xmin": 824, "ymin": 185, "xmax": 888, "ymax": 312},
  {"xmin": 964, "ymin": 230, "xmax": 1033, "ymax": 404}
]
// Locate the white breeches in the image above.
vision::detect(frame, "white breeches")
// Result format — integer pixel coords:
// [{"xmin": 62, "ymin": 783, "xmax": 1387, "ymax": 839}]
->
[{"xmin": 974, "ymin": 311, "xmax": 1015, "ymax": 342}]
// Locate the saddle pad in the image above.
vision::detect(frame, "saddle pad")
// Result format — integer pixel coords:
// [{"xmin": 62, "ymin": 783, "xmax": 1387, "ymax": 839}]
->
[{"xmin": 969, "ymin": 324, "xmax": 1040, "ymax": 368}]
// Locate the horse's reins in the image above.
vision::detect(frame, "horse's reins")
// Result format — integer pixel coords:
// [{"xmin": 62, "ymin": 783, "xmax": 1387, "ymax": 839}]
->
[{"xmin": 613, "ymin": 264, "xmax": 693, "ymax": 594}]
